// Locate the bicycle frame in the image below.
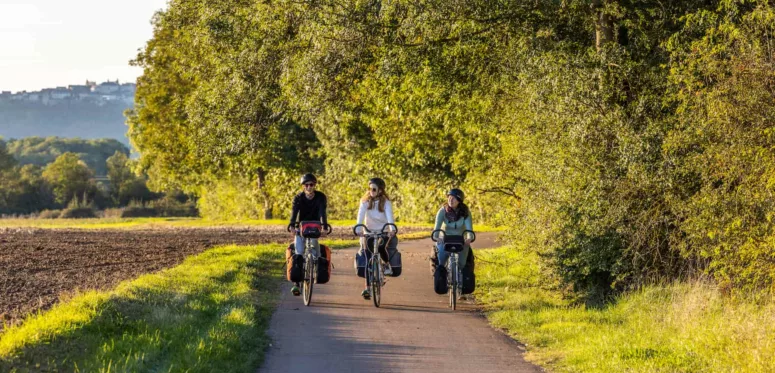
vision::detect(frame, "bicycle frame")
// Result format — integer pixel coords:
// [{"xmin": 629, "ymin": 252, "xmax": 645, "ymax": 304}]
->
[
  {"xmin": 353, "ymin": 223, "xmax": 397, "ymax": 308},
  {"xmin": 431, "ymin": 229, "xmax": 476, "ymax": 311}
]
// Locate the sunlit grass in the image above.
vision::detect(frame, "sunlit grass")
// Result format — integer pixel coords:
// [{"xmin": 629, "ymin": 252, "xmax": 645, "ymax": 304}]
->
[
  {"xmin": 0, "ymin": 243, "xmax": 286, "ymax": 372},
  {"xmin": 476, "ymin": 247, "xmax": 775, "ymax": 373}
]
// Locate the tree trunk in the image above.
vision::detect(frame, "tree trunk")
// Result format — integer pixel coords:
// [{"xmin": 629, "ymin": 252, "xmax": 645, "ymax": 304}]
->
[
  {"xmin": 256, "ymin": 168, "xmax": 272, "ymax": 219},
  {"xmin": 593, "ymin": 0, "xmax": 614, "ymax": 52}
]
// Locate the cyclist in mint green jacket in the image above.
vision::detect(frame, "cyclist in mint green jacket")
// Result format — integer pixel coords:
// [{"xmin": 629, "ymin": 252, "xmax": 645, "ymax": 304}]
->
[{"xmin": 434, "ymin": 188, "xmax": 473, "ymax": 269}]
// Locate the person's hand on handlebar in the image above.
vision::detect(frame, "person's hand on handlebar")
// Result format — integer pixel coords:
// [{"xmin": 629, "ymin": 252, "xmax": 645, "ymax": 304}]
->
[
  {"xmin": 464, "ymin": 238, "xmax": 471, "ymax": 246},
  {"xmin": 287, "ymin": 223, "xmax": 297, "ymax": 235},
  {"xmin": 387, "ymin": 231, "xmax": 395, "ymax": 238}
]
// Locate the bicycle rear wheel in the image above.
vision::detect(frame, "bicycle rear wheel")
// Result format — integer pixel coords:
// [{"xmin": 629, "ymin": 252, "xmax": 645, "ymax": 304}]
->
[
  {"xmin": 371, "ymin": 258, "xmax": 381, "ymax": 307},
  {"xmin": 303, "ymin": 255, "xmax": 314, "ymax": 306}
]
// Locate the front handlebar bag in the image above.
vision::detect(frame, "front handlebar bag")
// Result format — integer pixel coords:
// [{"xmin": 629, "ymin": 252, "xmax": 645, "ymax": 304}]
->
[
  {"xmin": 300, "ymin": 221, "xmax": 322, "ymax": 238},
  {"xmin": 442, "ymin": 235, "xmax": 465, "ymax": 253}
]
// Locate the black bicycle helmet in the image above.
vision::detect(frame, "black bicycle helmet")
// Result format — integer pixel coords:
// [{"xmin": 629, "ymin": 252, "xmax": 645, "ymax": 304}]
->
[
  {"xmin": 446, "ymin": 188, "xmax": 465, "ymax": 203},
  {"xmin": 368, "ymin": 177, "xmax": 386, "ymax": 190},
  {"xmin": 300, "ymin": 173, "xmax": 317, "ymax": 185}
]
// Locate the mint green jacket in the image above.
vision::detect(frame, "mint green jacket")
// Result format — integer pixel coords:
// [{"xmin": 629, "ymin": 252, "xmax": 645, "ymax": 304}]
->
[{"xmin": 433, "ymin": 207, "xmax": 473, "ymax": 236}]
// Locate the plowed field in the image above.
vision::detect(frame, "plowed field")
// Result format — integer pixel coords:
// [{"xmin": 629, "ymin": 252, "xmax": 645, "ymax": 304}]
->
[{"xmin": 0, "ymin": 225, "xmax": 412, "ymax": 330}]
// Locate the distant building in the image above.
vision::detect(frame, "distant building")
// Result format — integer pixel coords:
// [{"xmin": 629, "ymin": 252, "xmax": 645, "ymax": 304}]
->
[
  {"xmin": 50, "ymin": 88, "xmax": 70, "ymax": 100},
  {"xmin": 95, "ymin": 80, "xmax": 120, "ymax": 94},
  {"xmin": 69, "ymin": 85, "xmax": 92, "ymax": 94}
]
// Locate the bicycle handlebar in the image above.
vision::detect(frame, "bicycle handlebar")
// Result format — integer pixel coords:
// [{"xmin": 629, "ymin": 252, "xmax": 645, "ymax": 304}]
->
[
  {"xmin": 352, "ymin": 223, "xmax": 398, "ymax": 236},
  {"xmin": 288, "ymin": 222, "xmax": 333, "ymax": 235},
  {"xmin": 431, "ymin": 229, "xmax": 476, "ymax": 242}
]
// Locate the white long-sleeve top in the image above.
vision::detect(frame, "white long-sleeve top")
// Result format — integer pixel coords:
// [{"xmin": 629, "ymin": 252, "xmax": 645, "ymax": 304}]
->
[{"xmin": 356, "ymin": 199, "xmax": 395, "ymax": 232}]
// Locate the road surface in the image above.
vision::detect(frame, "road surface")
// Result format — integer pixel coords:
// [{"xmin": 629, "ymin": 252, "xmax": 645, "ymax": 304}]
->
[{"xmin": 260, "ymin": 232, "xmax": 542, "ymax": 373}]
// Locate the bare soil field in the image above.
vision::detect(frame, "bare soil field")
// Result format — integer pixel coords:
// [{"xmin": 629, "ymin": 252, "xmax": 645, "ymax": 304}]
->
[{"xmin": 0, "ymin": 225, "xmax": 422, "ymax": 329}]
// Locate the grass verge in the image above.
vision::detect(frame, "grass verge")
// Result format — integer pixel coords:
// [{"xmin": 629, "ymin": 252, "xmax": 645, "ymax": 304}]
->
[
  {"xmin": 475, "ymin": 247, "xmax": 775, "ymax": 373},
  {"xmin": 0, "ymin": 243, "xmax": 286, "ymax": 372}
]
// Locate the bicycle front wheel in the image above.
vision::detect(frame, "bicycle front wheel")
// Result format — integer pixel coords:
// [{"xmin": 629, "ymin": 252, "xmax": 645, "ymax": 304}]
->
[
  {"xmin": 449, "ymin": 261, "xmax": 458, "ymax": 310},
  {"xmin": 371, "ymin": 258, "xmax": 381, "ymax": 307},
  {"xmin": 303, "ymin": 256, "xmax": 315, "ymax": 306}
]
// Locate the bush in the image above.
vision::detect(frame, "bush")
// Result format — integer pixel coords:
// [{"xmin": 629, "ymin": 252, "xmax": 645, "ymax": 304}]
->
[
  {"xmin": 120, "ymin": 206, "xmax": 159, "ymax": 218},
  {"xmin": 147, "ymin": 198, "xmax": 198, "ymax": 217},
  {"xmin": 38, "ymin": 209, "xmax": 61, "ymax": 219},
  {"xmin": 102, "ymin": 208, "xmax": 123, "ymax": 218},
  {"xmin": 60, "ymin": 207, "xmax": 97, "ymax": 219}
]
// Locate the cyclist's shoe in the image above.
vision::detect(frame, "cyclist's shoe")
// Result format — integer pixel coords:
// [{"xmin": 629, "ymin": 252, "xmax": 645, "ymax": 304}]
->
[
  {"xmin": 361, "ymin": 289, "xmax": 371, "ymax": 299},
  {"xmin": 458, "ymin": 294, "xmax": 468, "ymax": 301},
  {"xmin": 291, "ymin": 285, "xmax": 301, "ymax": 296},
  {"xmin": 384, "ymin": 264, "xmax": 393, "ymax": 276}
]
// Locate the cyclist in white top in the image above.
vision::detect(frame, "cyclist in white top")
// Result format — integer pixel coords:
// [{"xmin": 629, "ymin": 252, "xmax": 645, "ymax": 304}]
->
[{"xmin": 355, "ymin": 177, "xmax": 397, "ymax": 299}]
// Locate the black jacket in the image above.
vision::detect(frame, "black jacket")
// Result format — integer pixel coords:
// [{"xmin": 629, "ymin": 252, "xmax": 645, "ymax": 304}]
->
[{"xmin": 290, "ymin": 191, "xmax": 328, "ymax": 226}]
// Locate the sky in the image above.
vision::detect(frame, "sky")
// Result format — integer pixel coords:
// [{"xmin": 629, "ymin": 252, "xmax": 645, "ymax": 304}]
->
[{"xmin": 0, "ymin": 0, "xmax": 168, "ymax": 93}]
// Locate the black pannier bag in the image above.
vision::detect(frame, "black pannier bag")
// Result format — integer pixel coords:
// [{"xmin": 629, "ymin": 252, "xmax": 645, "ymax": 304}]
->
[
  {"xmin": 434, "ymin": 265, "xmax": 448, "ymax": 294},
  {"xmin": 461, "ymin": 249, "xmax": 476, "ymax": 294},
  {"xmin": 285, "ymin": 244, "xmax": 304, "ymax": 283},
  {"xmin": 429, "ymin": 246, "xmax": 439, "ymax": 275},
  {"xmin": 354, "ymin": 247, "xmax": 369, "ymax": 278},
  {"xmin": 387, "ymin": 247, "xmax": 402, "ymax": 277},
  {"xmin": 316, "ymin": 245, "xmax": 332, "ymax": 284}
]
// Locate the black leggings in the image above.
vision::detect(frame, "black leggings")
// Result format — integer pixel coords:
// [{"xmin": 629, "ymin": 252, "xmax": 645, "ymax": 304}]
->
[{"xmin": 366, "ymin": 236, "xmax": 398, "ymax": 263}]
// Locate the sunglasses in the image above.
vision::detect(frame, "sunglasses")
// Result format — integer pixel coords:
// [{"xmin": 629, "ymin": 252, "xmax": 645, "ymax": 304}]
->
[{"xmin": 304, "ymin": 183, "xmax": 316, "ymax": 187}]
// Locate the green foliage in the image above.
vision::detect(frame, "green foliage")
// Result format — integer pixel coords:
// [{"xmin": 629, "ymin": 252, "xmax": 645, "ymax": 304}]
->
[
  {"xmin": 6, "ymin": 136, "xmax": 128, "ymax": 176},
  {"xmin": 0, "ymin": 138, "xmax": 16, "ymax": 171},
  {"xmin": 130, "ymin": 0, "xmax": 775, "ymax": 298},
  {"xmin": 42, "ymin": 153, "xmax": 96, "ymax": 206}
]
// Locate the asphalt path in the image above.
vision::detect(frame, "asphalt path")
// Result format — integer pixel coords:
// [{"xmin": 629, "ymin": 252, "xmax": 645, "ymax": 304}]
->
[{"xmin": 260, "ymin": 232, "xmax": 542, "ymax": 373}]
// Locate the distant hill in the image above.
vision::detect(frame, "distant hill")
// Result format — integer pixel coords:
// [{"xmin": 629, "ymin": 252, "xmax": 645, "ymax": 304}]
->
[
  {"xmin": 5, "ymin": 137, "xmax": 129, "ymax": 176},
  {"xmin": 0, "ymin": 101, "xmax": 131, "ymax": 145}
]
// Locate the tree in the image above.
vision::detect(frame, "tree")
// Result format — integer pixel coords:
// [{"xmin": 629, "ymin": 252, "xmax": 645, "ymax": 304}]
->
[
  {"xmin": 106, "ymin": 151, "xmax": 135, "ymax": 196},
  {"xmin": 42, "ymin": 152, "xmax": 95, "ymax": 206},
  {"xmin": 0, "ymin": 138, "xmax": 16, "ymax": 172}
]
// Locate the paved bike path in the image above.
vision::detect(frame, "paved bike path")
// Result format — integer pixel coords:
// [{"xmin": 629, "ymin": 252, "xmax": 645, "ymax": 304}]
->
[{"xmin": 259, "ymin": 233, "xmax": 542, "ymax": 373}]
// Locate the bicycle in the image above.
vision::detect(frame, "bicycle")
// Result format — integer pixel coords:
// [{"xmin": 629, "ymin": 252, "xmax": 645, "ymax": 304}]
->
[
  {"xmin": 353, "ymin": 223, "xmax": 398, "ymax": 308},
  {"xmin": 289, "ymin": 220, "xmax": 332, "ymax": 306},
  {"xmin": 431, "ymin": 229, "xmax": 476, "ymax": 310}
]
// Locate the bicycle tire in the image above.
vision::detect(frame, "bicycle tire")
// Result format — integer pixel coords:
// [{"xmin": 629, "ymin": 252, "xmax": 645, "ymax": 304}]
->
[
  {"xmin": 303, "ymin": 255, "xmax": 314, "ymax": 306},
  {"xmin": 371, "ymin": 257, "xmax": 381, "ymax": 307},
  {"xmin": 450, "ymin": 260, "xmax": 458, "ymax": 310}
]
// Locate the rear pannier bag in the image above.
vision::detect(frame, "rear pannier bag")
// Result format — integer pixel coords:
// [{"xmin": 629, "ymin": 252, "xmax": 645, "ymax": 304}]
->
[
  {"xmin": 429, "ymin": 246, "xmax": 439, "ymax": 276},
  {"xmin": 354, "ymin": 248, "xmax": 370, "ymax": 278},
  {"xmin": 285, "ymin": 244, "xmax": 304, "ymax": 283},
  {"xmin": 316, "ymin": 244, "xmax": 332, "ymax": 284},
  {"xmin": 461, "ymin": 249, "xmax": 476, "ymax": 294},
  {"xmin": 434, "ymin": 265, "xmax": 448, "ymax": 294},
  {"xmin": 387, "ymin": 250, "xmax": 402, "ymax": 277}
]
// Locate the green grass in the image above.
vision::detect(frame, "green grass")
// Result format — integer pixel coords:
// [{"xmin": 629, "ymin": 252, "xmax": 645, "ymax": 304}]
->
[
  {"xmin": 0, "ymin": 243, "xmax": 287, "ymax": 372},
  {"xmin": 475, "ymin": 247, "xmax": 775, "ymax": 373},
  {"xmin": 0, "ymin": 216, "xmax": 502, "ymax": 232}
]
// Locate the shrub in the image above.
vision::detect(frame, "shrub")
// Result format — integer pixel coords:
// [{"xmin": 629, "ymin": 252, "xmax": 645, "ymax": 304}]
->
[
  {"xmin": 38, "ymin": 209, "xmax": 61, "ymax": 219},
  {"xmin": 60, "ymin": 207, "xmax": 97, "ymax": 219},
  {"xmin": 120, "ymin": 206, "xmax": 158, "ymax": 218}
]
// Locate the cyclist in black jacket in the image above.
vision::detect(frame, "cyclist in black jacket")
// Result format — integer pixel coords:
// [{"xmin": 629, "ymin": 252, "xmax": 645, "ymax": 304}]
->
[{"xmin": 287, "ymin": 173, "xmax": 329, "ymax": 296}]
